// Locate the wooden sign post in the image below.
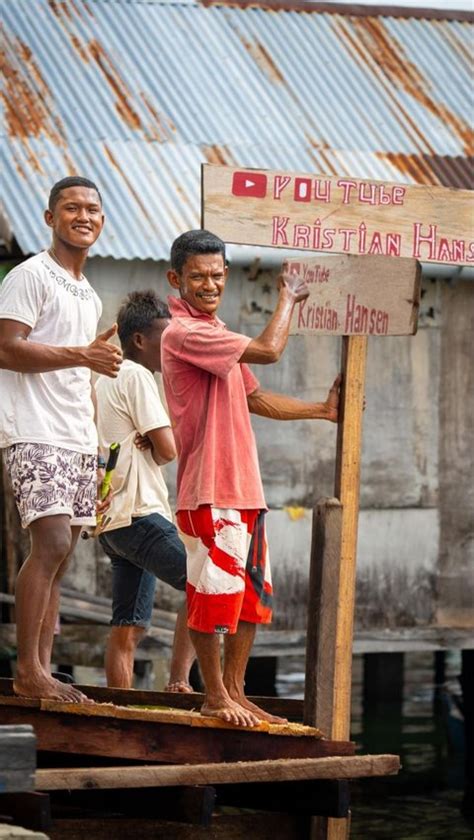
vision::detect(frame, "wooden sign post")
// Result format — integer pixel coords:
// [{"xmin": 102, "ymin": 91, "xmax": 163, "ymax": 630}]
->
[{"xmin": 202, "ymin": 163, "xmax": 470, "ymax": 840}]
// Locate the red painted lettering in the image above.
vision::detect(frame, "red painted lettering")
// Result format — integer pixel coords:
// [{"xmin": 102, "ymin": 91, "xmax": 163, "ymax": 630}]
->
[
  {"xmin": 338, "ymin": 179, "xmax": 357, "ymax": 204},
  {"xmin": 451, "ymin": 240, "xmax": 465, "ymax": 262},
  {"xmin": 312, "ymin": 219, "xmax": 321, "ymax": 250},
  {"xmin": 386, "ymin": 233, "xmax": 401, "ymax": 256},
  {"xmin": 272, "ymin": 216, "xmax": 289, "ymax": 245},
  {"xmin": 294, "ymin": 178, "xmax": 312, "ymax": 202},
  {"xmin": 293, "ymin": 224, "xmax": 311, "ymax": 247},
  {"xmin": 321, "ymin": 228, "xmax": 335, "ymax": 249},
  {"xmin": 413, "ymin": 223, "xmax": 437, "ymax": 259},
  {"xmin": 379, "ymin": 185, "xmax": 393, "ymax": 205},
  {"xmin": 339, "ymin": 228, "xmax": 357, "ymax": 250},
  {"xmin": 273, "ymin": 175, "xmax": 292, "ymax": 199},
  {"xmin": 437, "ymin": 238, "xmax": 452, "ymax": 261},
  {"xmin": 315, "ymin": 180, "xmax": 331, "ymax": 202},
  {"xmin": 359, "ymin": 183, "xmax": 377, "ymax": 205},
  {"xmin": 392, "ymin": 186, "xmax": 406, "ymax": 205},
  {"xmin": 368, "ymin": 231, "xmax": 384, "ymax": 255}
]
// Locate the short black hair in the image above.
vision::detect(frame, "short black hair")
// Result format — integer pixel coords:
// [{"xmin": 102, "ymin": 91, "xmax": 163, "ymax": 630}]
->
[
  {"xmin": 48, "ymin": 177, "xmax": 102, "ymax": 211},
  {"xmin": 170, "ymin": 229, "xmax": 226, "ymax": 275},
  {"xmin": 117, "ymin": 290, "xmax": 170, "ymax": 349}
]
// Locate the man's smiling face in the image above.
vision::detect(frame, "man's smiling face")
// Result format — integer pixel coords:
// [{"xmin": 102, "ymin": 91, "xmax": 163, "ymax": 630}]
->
[
  {"xmin": 45, "ymin": 186, "xmax": 104, "ymax": 250},
  {"xmin": 168, "ymin": 252, "xmax": 228, "ymax": 317}
]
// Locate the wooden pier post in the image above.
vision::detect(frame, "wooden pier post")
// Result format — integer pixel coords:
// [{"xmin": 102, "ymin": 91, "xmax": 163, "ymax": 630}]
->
[{"xmin": 305, "ymin": 336, "xmax": 368, "ymax": 839}]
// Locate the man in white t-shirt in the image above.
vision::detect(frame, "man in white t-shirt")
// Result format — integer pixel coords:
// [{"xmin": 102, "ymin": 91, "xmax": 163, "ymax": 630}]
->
[
  {"xmin": 0, "ymin": 176, "xmax": 122, "ymax": 701},
  {"xmin": 95, "ymin": 290, "xmax": 195, "ymax": 690}
]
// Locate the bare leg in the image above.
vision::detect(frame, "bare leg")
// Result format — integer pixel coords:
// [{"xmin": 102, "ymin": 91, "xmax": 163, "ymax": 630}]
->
[
  {"xmin": 189, "ymin": 628, "xmax": 260, "ymax": 727},
  {"xmin": 223, "ymin": 620, "xmax": 287, "ymax": 724},
  {"xmin": 105, "ymin": 626, "xmax": 146, "ymax": 688},
  {"xmin": 38, "ymin": 526, "xmax": 81, "ymax": 676},
  {"xmin": 164, "ymin": 600, "xmax": 196, "ymax": 693},
  {"xmin": 14, "ymin": 516, "xmax": 90, "ymax": 702}
]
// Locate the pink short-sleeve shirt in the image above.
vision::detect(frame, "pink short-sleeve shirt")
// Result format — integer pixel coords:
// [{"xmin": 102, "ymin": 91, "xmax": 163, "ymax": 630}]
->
[{"xmin": 161, "ymin": 297, "xmax": 266, "ymax": 512}]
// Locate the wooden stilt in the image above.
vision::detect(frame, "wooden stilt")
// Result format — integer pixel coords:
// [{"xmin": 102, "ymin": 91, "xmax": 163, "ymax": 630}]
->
[
  {"xmin": 332, "ymin": 335, "xmax": 368, "ymax": 742},
  {"xmin": 306, "ymin": 336, "xmax": 368, "ymax": 840}
]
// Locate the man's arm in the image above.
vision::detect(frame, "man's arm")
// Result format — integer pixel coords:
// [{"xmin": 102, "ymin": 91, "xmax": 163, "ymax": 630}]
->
[
  {"xmin": 247, "ymin": 377, "xmax": 341, "ymax": 423},
  {"xmin": 144, "ymin": 427, "xmax": 177, "ymax": 466},
  {"xmin": 240, "ymin": 269, "xmax": 309, "ymax": 365},
  {"xmin": 0, "ymin": 319, "xmax": 122, "ymax": 377}
]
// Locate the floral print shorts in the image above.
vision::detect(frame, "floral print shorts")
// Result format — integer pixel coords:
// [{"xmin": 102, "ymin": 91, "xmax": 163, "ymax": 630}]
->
[{"xmin": 4, "ymin": 442, "xmax": 97, "ymax": 529}]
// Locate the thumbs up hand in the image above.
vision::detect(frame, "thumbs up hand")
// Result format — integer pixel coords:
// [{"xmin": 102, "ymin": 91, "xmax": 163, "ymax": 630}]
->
[{"xmin": 85, "ymin": 323, "xmax": 123, "ymax": 377}]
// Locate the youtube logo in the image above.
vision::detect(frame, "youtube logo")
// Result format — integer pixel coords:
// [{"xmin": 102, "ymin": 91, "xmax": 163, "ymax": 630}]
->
[{"xmin": 232, "ymin": 171, "xmax": 267, "ymax": 198}]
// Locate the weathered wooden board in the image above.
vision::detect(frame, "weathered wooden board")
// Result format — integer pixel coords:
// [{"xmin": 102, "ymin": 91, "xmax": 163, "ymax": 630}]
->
[
  {"xmin": 35, "ymin": 754, "xmax": 399, "ymax": 790},
  {"xmin": 0, "ymin": 696, "xmax": 354, "ymax": 764},
  {"xmin": 0, "ymin": 678, "xmax": 303, "ymax": 720},
  {"xmin": 202, "ymin": 164, "xmax": 474, "ymax": 264},
  {"xmin": 287, "ymin": 255, "xmax": 420, "ymax": 336}
]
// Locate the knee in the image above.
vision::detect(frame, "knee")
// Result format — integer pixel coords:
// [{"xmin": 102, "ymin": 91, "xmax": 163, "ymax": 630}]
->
[
  {"xmin": 30, "ymin": 520, "xmax": 73, "ymax": 568},
  {"xmin": 110, "ymin": 626, "xmax": 147, "ymax": 654}
]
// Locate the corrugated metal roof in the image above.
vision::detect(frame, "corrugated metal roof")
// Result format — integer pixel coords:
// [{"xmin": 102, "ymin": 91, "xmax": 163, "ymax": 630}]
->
[{"xmin": 1, "ymin": 0, "xmax": 473, "ymax": 260}]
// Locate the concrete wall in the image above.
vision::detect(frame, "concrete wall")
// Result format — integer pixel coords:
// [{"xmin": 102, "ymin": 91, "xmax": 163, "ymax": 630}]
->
[{"xmin": 62, "ymin": 258, "xmax": 473, "ymax": 634}]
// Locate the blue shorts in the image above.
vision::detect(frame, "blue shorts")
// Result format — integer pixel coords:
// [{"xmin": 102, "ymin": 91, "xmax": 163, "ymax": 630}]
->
[{"xmin": 99, "ymin": 513, "xmax": 186, "ymax": 627}]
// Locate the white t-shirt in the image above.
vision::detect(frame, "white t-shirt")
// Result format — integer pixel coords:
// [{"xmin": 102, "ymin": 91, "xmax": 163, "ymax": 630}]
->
[
  {"xmin": 95, "ymin": 359, "xmax": 173, "ymax": 531},
  {"xmin": 0, "ymin": 251, "xmax": 101, "ymax": 453}
]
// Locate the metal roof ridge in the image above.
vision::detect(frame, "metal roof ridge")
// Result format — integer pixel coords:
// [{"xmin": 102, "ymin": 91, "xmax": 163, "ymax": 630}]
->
[{"xmin": 198, "ymin": 1, "xmax": 474, "ymax": 23}]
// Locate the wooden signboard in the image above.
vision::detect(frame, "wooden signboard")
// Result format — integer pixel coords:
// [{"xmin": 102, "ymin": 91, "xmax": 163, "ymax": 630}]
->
[
  {"xmin": 202, "ymin": 165, "xmax": 474, "ymax": 265},
  {"xmin": 287, "ymin": 254, "xmax": 421, "ymax": 336}
]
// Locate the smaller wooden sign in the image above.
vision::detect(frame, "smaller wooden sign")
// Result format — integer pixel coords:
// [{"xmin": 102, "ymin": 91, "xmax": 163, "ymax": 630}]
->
[{"xmin": 288, "ymin": 254, "xmax": 420, "ymax": 336}]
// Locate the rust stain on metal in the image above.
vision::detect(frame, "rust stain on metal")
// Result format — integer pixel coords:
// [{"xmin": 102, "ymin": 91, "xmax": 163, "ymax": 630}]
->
[
  {"xmin": 70, "ymin": 0, "xmax": 94, "ymax": 18},
  {"xmin": 140, "ymin": 93, "xmax": 176, "ymax": 142},
  {"xmin": 0, "ymin": 34, "xmax": 65, "ymax": 164},
  {"xmin": 339, "ymin": 16, "xmax": 473, "ymax": 156},
  {"xmin": 334, "ymin": 18, "xmax": 436, "ymax": 155},
  {"xmin": 379, "ymin": 151, "xmax": 436, "ymax": 184},
  {"xmin": 304, "ymin": 134, "xmax": 339, "ymax": 175},
  {"xmin": 103, "ymin": 143, "xmax": 154, "ymax": 224},
  {"xmin": 201, "ymin": 144, "xmax": 237, "ymax": 166},
  {"xmin": 48, "ymin": 0, "xmax": 73, "ymax": 20},
  {"xmin": 70, "ymin": 34, "xmax": 89, "ymax": 62},
  {"xmin": 240, "ymin": 35, "xmax": 285, "ymax": 83},
  {"xmin": 89, "ymin": 40, "xmax": 142, "ymax": 131},
  {"xmin": 379, "ymin": 151, "xmax": 474, "ymax": 190}
]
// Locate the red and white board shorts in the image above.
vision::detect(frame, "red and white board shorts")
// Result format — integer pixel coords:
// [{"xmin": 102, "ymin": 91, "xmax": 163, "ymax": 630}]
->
[{"xmin": 176, "ymin": 506, "xmax": 273, "ymax": 635}]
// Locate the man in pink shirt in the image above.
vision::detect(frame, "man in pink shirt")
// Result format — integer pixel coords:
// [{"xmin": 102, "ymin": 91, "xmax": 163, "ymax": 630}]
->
[{"xmin": 162, "ymin": 230, "xmax": 340, "ymax": 727}]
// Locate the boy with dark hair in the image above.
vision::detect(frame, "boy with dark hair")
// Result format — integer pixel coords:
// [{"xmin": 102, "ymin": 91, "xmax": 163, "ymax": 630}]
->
[
  {"xmin": 162, "ymin": 229, "xmax": 340, "ymax": 727},
  {"xmin": 0, "ymin": 176, "xmax": 122, "ymax": 701},
  {"xmin": 95, "ymin": 290, "xmax": 195, "ymax": 690}
]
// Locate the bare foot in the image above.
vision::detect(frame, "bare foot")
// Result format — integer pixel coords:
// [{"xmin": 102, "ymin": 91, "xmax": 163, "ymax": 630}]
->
[
  {"xmin": 14, "ymin": 671, "xmax": 93, "ymax": 704},
  {"xmin": 201, "ymin": 695, "xmax": 261, "ymax": 727},
  {"xmin": 164, "ymin": 680, "xmax": 194, "ymax": 694},
  {"xmin": 50, "ymin": 677, "xmax": 94, "ymax": 704},
  {"xmin": 228, "ymin": 692, "xmax": 287, "ymax": 724}
]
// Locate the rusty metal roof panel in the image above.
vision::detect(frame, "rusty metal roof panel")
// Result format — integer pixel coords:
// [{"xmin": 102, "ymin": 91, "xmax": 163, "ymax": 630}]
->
[{"xmin": 1, "ymin": 0, "xmax": 472, "ymax": 260}]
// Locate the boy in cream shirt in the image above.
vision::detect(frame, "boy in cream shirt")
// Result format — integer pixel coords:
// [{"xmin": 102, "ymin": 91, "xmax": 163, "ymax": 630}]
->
[{"xmin": 95, "ymin": 290, "xmax": 194, "ymax": 690}]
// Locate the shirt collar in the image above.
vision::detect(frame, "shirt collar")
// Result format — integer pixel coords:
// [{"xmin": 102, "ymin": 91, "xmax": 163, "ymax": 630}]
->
[{"xmin": 167, "ymin": 295, "xmax": 225, "ymax": 326}]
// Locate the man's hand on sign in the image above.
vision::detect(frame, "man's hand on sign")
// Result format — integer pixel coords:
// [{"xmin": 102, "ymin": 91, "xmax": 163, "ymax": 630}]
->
[
  {"xmin": 323, "ymin": 375, "xmax": 367, "ymax": 423},
  {"xmin": 324, "ymin": 375, "xmax": 342, "ymax": 423},
  {"xmin": 278, "ymin": 263, "xmax": 310, "ymax": 304}
]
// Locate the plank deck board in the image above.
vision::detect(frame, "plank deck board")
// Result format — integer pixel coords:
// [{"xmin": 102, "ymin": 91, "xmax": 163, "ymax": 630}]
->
[
  {"xmin": 0, "ymin": 695, "xmax": 354, "ymax": 765},
  {"xmin": 0, "ymin": 678, "xmax": 304, "ymax": 720},
  {"xmin": 35, "ymin": 754, "xmax": 399, "ymax": 790}
]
